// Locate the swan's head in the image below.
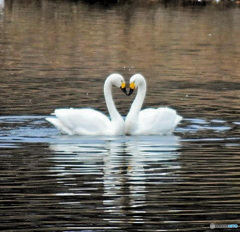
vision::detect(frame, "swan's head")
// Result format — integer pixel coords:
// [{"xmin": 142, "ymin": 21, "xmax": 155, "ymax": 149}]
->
[
  {"xmin": 128, "ymin": 74, "xmax": 146, "ymax": 96},
  {"xmin": 108, "ymin": 73, "xmax": 127, "ymax": 95}
]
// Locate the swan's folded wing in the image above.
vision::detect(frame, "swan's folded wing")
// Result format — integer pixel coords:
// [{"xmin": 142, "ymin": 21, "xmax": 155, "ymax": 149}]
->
[
  {"xmin": 138, "ymin": 107, "xmax": 182, "ymax": 135},
  {"xmin": 47, "ymin": 108, "xmax": 112, "ymax": 135},
  {"xmin": 46, "ymin": 117, "xmax": 74, "ymax": 135}
]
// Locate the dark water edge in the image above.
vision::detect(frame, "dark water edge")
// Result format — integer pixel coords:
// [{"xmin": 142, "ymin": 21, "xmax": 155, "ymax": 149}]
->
[{"xmin": 3, "ymin": 0, "xmax": 240, "ymax": 8}]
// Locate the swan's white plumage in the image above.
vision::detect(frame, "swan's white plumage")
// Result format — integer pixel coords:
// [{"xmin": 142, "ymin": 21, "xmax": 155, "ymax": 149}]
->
[
  {"xmin": 125, "ymin": 74, "xmax": 182, "ymax": 135},
  {"xmin": 46, "ymin": 117, "xmax": 73, "ymax": 135},
  {"xmin": 137, "ymin": 108, "xmax": 182, "ymax": 135},
  {"xmin": 46, "ymin": 108, "xmax": 112, "ymax": 135},
  {"xmin": 46, "ymin": 74, "xmax": 125, "ymax": 136}
]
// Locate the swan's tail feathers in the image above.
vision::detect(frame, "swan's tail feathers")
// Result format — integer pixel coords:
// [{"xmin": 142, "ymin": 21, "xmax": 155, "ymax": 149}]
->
[
  {"xmin": 45, "ymin": 117, "xmax": 73, "ymax": 135},
  {"xmin": 169, "ymin": 114, "xmax": 182, "ymax": 133},
  {"xmin": 175, "ymin": 115, "xmax": 183, "ymax": 127},
  {"xmin": 158, "ymin": 108, "xmax": 182, "ymax": 135},
  {"xmin": 165, "ymin": 108, "xmax": 182, "ymax": 130}
]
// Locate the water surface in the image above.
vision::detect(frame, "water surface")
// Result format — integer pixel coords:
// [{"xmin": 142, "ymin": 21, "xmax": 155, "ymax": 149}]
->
[{"xmin": 0, "ymin": 1, "xmax": 240, "ymax": 231}]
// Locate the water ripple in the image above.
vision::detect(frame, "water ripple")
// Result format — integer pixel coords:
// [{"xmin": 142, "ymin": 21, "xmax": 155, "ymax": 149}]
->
[{"xmin": 0, "ymin": 116, "xmax": 239, "ymax": 231}]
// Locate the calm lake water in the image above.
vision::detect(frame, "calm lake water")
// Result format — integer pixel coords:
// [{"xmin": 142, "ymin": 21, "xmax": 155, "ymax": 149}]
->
[{"xmin": 0, "ymin": 0, "xmax": 240, "ymax": 231}]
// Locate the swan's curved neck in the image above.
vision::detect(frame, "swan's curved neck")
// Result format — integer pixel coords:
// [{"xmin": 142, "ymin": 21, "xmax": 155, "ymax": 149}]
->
[
  {"xmin": 130, "ymin": 81, "xmax": 146, "ymax": 116},
  {"xmin": 104, "ymin": 79, "xmax": 121, "ymax": 122}
]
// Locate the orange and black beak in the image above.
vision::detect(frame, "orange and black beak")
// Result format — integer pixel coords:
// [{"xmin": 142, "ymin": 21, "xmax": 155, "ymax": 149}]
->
[
  {"xmin": 128, "ymin": 82, "xmax": 135, "ymax": 96},
  {"xmin": 120, "ymin": 82, "xmax": 127, "ymax": 95}
]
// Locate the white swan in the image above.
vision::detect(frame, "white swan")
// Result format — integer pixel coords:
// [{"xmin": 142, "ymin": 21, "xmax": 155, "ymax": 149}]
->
[
  {"xmin": 125, "ymin": 74, "xmax": 182, "ymax": 135},
  {"xmin": 46, "ymin": 74, "xmax": 127, "ymax": 136}
]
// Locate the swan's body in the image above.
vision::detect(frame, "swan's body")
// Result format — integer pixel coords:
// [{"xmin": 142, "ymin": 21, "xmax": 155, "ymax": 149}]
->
[
  {"xmin": 125, "ymin": 74, "xmax": 182, "ymax": 135},
  {"xmin": 46, "ymin": 74, "xmax": 126, "ymax": 136}
]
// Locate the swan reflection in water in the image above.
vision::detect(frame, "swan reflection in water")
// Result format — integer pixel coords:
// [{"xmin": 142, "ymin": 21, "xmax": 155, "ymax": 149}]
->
[
  {"xmin": 0, "ymin": 0, "xmax": 4, "ymax": 9},
  {"xmin": 0, "ymin": 0, "xmax": 4, "ymax": 19},
  {"xmin": 48, "ymin": 135, "xmax": 181, "ymax": 221}
]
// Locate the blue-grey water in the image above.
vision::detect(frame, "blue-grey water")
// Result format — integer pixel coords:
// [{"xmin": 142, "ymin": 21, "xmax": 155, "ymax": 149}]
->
[{"xmin": 0, "ymin": 0, "xmax": 240, "ymax": 231}]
